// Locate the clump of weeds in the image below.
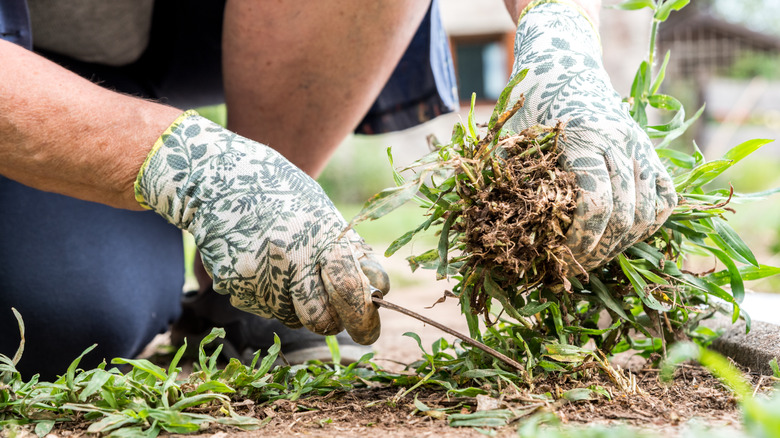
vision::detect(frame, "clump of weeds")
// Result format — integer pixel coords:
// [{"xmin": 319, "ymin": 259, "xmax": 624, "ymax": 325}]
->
[{"xmin": 350, "ymin": 0, "xmax": 780, "ymax": 382}]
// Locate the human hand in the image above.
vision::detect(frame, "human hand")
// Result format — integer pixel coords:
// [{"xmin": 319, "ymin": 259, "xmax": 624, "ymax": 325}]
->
[
  {"xmin": 505, "ymin": 0, "xmax": 677, "ymax": 274},
  {"xmin": 135, "ymin": 111, "xmax": 389, "ymax": 344}
]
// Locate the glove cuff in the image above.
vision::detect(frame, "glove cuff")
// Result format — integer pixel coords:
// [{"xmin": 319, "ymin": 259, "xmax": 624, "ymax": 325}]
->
[
  {"xmin": 517, "ymin": 0, "xmax": 601, "ymax": 48},
  {"xmin": 134, "ymin": 109, "xmax": 199, "ymax": 209}
]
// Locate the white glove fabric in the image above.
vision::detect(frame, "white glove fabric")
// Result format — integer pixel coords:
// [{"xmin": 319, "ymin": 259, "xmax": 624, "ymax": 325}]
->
[
  {"xmin": 135, "ymin": 111, "xmax": 388, "ymax": 344},
  {"xmin": 506, "ymin": 0, "xmax": 677, "ymax": 273}
]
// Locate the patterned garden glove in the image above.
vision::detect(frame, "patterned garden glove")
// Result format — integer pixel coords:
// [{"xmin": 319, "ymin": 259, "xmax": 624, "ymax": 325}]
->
[
  {"xmin": 135, "ymin": 111, "xmax": 389, "ymax": 345},
  {"xmin": 506, "ymin": 0, "xmax": 677, "ymax": 274}
]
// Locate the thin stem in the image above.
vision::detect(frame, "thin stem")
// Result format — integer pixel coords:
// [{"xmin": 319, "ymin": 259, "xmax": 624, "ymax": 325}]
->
[
  {"xmin": 648, "ymin": 19, "xmax": 658, "ymax": 69},
  {"xmin": 372, "ymin": 296, "xmax": 530, "ymax": 381}
]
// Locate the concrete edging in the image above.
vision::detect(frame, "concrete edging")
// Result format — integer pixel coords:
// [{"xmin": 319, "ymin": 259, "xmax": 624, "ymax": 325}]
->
[{"xmin": 712, "ymin": 320, "xmax": 780, "ymax": 376}]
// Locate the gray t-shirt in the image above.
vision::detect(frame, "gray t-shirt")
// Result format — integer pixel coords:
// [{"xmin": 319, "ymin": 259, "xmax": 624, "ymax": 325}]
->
[{"xmin": 28, "ymin": 0, "xmax": 155, "ymax": 66}]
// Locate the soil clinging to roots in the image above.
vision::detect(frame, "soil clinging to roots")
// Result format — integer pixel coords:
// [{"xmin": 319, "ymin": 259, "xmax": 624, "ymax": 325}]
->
[{"xmin": 452, "ymin": 121, "xmax": 579, "ymax": 314}]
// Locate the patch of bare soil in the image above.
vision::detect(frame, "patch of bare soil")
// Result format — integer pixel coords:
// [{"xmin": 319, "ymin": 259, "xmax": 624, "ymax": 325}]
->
[{"xmin": 181, "ymin": 363, "xmax": 764, "ymax": 438}]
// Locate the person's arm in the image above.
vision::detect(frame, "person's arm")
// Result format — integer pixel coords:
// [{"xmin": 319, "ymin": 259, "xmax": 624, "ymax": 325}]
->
[
  {"xmin": 0, "ymin": 39, "xmax": 181, "ymax": 209},
  {"xmin": 0, "ymin": 37, "xmax": 389, "ymax": 344},
  {"xmin": 221, "ymin": 0, "xmax": 431, "ymax": 177}
]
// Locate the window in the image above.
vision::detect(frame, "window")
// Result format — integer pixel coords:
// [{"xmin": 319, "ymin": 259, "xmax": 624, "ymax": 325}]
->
[{"xmin": 453, "ymin": 39, "xmax": 509, "ymax": 102}]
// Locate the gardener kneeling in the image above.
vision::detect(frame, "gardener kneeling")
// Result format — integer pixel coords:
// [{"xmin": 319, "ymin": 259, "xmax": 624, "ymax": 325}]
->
[{"xmin": 0, "ymin": 0, "xmax": 674, "ymax": 379}]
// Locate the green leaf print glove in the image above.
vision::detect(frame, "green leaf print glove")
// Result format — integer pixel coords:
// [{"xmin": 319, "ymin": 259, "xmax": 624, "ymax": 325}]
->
[
  {"xmin": 506, "ymin": 0, "xmax": 677, "ymax": 274},
  {"xmin": 135, "ymin": 111, "xmax": 389, "ymax": 345}
]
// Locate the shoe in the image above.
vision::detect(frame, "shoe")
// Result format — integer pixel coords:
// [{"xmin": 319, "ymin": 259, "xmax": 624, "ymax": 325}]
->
[{"xmin": 171, "ymin": 287, "xmax": 372, "ymax": 365}]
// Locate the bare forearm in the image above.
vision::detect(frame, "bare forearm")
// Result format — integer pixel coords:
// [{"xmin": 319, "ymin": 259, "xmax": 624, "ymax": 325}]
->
[
  {"xmin": 0, "ymin": 40, "xmax": 181, "ymax": 209},
  {"xmin": 504, "ymin": 0, "xmax": 601, "ymax": 26},
  {"xmin": 222, "ymin": 0, "xmax": 430, "ymax": 177}
]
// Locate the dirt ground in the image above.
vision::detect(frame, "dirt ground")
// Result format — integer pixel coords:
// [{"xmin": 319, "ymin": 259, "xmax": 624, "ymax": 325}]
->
[
  {"xmin": 184, "ymin": 364, "xmax": 754, "ymax": 438},
  {"xmin": 42, "ymin": 255, "xmax": 774, "ymax": 437},
  {"xmin": 190, "ymin": 255, "xmax": 762, "ymax": 437}
]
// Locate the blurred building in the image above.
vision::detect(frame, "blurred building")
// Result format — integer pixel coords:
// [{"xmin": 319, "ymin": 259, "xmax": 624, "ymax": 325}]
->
[
  {"xmin": 658, "ymin": 4, "xmax": 780, "ymax": 79},
  {"xmin": 439, "ymin": 0, "xmax": 652, "ymax": 100},
  {"xmin": 654, "ymin": 3, "xmax": 780, "ymax": 158}
]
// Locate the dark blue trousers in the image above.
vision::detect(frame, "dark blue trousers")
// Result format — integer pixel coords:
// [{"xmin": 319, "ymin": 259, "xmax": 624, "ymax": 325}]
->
[{"xmin": 0, "ymin": 0, "xmax": 456, "ymax": 380}]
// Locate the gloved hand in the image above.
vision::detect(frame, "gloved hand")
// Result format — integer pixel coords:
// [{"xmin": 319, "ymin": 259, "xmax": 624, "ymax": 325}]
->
[
  {"xmin": 135, "ymin": 111, "xmax": 389, "ymax": 345},
  {"xmin": 505, "ymin": 0, "xmax": 677, "ymax": 274}
]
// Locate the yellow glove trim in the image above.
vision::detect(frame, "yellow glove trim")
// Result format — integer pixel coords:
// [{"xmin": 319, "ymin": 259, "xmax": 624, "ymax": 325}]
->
[
  {"xmin": 517, "ymin": 0, "xmax": 601, "ymax": 48},
  {"xmin": 134, "ymin": 109, "xmax": 199, "ymax": 209}
]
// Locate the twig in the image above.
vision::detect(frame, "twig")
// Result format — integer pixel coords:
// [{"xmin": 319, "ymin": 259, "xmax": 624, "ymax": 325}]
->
[
  {"xmin": 753, "ymin": 376, "xmax": 764, "ymax": 398},
  {"xmin": 371, "ymin": 296, "xmax": 529, "ymax": 381}
]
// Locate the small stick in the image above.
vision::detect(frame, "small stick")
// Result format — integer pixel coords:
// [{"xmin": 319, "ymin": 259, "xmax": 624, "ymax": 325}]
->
[{"xmin": 371, "ymin": 295, "xmax": 528, "ymax": 379}]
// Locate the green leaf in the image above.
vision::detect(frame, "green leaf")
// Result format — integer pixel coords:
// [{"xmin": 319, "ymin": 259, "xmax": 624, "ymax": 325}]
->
[
  {"xmin": 351, "ymin": 179, "xmax": 424, "ymax": 224},
  {"xmin": 656, "ymin": 105, "xmax": 705, "ymax": 149},
  {"xmin": 647, "ymin": 110, "xmax": 684, "ymax": 137},
  {"xmin": 625, "ymin": 242, "xmax": 664, "ymax": 268},
  {"xmin": 86, "ymin": 414, "xmax": 138, "ymax": 434},
  {"xmin": 650, "ymin": 50, "xmax": 671, "ymax": 94},
  {"xmin": 722, "ymin": 138, "xmax": 774, "ymax": 163},
  {"xmin": 548, "ymin": 302, "xmax": 566, "ymax": 344},
  {"xmin": 562, "ymin": 320, "xmax": 622, "ymax": 336},
  {"xmin": 482, "ymin": 274, "xmax": 509, "ymax": 301},
  {"xmin": 386, "ymin": 147, "xmax": 406, "ymax": 186},
  {"xmin": 111, "ymin": 358, "xmax": 168, "ymax": 381},
  {"xmin": 654, "ymin": 0, "xmax": 690, "ymax": 21},
  {"xmin": 66, "ymin": 344, "xmax": 98, "ymax": 394},
  {"xmin": 170, "ymin": 393, "xmax": 229, "ymax": 411},
  {"xmin": 655, "ymin": 147, "xmax": 695, "ymax": 169},
  {"xmin": 488, "ymin": 69, "xmax": 528, "ymax": 131},
  {"xmin": 448, "ymin": 387, "xmax": 489, "ymax": 397},
  {"xmin": 34, "ymin": 420, "xmax": 55, "ymax": 436},
  {"xmin": 705, "ymin": 265, "xmax": 780, "ymax": 286},
  {"xmin": 634, "ymin": 266, "xmax": 669, "ymax": 285},
  {"xmin": 78, "ymin": 370, "xmax": 113, "ymax": 402},
  {"xmin": 450, "ymin": 122, "xmax": 466, "ymax": 147},
  {"xmin": 706, "ymin": 217, "xmax": 758, "ymax": 267},
  {"xmin": 168, "ymin": 341, "xmax": 188, "ymax": 376},
  {"xmin": 647, "ymin": 94, "xmax": 682, "ymax": 111},
  {"xmin": 629, "ymin": 61, "xmax": 650, "ymax": 124},
  {"xmin": 402, "ymin": 332, "xmax": 427, "ymax": 355},
  {"xmin": 460, "ymin": 369, "xmax": 515, "ymax": 379},
  {"xmin": 537, "ymin": 360, "xmax": 566, "ymax": 371},
  {"xmin": 11, "ymin": 307, "xmax": 24, "ymax": 366},
  {"xmin": 699, "ymin": 245, "xmax": 745, "ymax": 303},
  {"xmin": 543, "ymin": 343, "xmax": 592, "ymax": 363},
  {"xmin": 407, "ymin": 249, "xmax": 440, "ymax": 272},
  {"xmin": 467, "ymin": 93, "xmax": 479, "ymax": 141},
  {"xmin": 618, "ymin": 254, "xmax": 667, "ymax": 311},
  {"xmin": 589, "ymin": 276, "xmax": 631, "ymax": 321},
  {"xmin": 449, "ymin": 409, "xmax": 514, "ymax": 428},
  {"xmin": 517, "ymin": 301, "xmax": 552, "ymax": 317},
  {"xmin": 770, "ymin": 358, "xmax": 780, "ymax": 378},
  {"xmin": 413, "ymin": 394, "xmax": 431, "ymax": 412},
  {"xmin": 192, "ymin": 380, "xmax": 235, "ymax": 394},
  {"xmin": 436, "ymin": 214, "xmax": 457, "ymax": 280},
  {"xmin": 561, "ymin": 388, "xmax": 597, "ymax": 402},
  {"xmin": 611, "ymin": 0, "xmax": 656, "ymax": 10},
  {"xmin": 254, "ymin": 333, "xmax": 281, "ymax": 378},
  {"xmin": 673, "ymin": 159, "xmax": 734, "ymax": 191},
  {"xmin": 385, "ymin": 212, "xmax": 440, "ymax": 257},
  {"xmin": 198, "ymin": 327, "xmax": 226, "ymax": 374}
]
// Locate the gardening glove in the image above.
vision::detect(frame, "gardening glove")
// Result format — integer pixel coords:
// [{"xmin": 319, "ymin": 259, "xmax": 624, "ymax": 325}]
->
[
  {"xmin": 505, "ymin": 0, "xmax": 677, "ymax": 274},
  {"xmin": 135, "ymin": 111, "xmax": 389, "ymax": 345}
]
